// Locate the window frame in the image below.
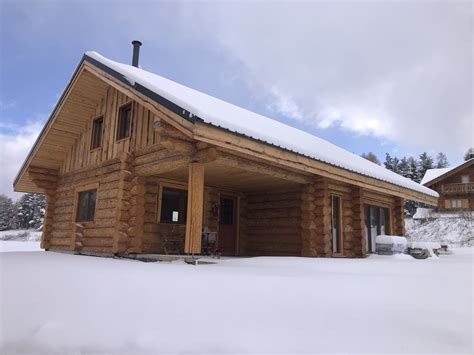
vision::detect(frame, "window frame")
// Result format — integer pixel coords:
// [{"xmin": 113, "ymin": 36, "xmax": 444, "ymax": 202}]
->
[
  {"xmin": 331, "ymin": 194, "xmax": 343, "ymax": 255},
  {"xmin": 461, "ymin": 175, "xmax": 469, "ymax": 183},
  {"xmin": 90, "ymin": 116, "xmax": 104, "ymax": 150},
  {"xmin": 73, "ymin": 183, "xmax": 99, "ymax": 224},
  {"xmin": 116, "ymin": 102, "xmax": 133, "ymax": 141}
]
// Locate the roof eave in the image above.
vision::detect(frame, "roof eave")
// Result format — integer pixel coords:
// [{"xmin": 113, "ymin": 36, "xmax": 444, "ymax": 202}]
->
[{"xmin": 15, "ymin": 52, "xmax": 438, "ymax": 204}]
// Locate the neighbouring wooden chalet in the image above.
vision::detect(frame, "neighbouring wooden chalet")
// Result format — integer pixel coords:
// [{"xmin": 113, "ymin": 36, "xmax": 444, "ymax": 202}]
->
[
  {"xmin": 14, "ymin": 42, "xmax": 438, "ymax": 258},
  {"xmin": 421, "ymin": 159, "xmax": 474, "ymax": 212}
]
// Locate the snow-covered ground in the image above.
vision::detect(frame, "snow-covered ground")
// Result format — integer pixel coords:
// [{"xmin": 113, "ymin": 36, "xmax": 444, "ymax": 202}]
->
[
  {"xmin": 1, "ymin": 250, "xmax": 472, "ymax": 354},
  {"xmin": 0, "ymin": 241, "xmax": 41, "ymax": 252},
  {"xmin": 406, "ymin": 216, "xmax": 474, "ymax": 247},
  {"xmin": 0, "ymin": 229, "xmax": 42, "ymax": 241},
  {"xmin": 0, "ymin": 230, "xmax": 43, "ymax": 252}
]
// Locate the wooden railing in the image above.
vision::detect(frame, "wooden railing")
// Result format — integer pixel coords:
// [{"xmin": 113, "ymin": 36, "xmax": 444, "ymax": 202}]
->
[{"xmin": 441, "ymin": 183, "xmax": 474, "ymax": 194}]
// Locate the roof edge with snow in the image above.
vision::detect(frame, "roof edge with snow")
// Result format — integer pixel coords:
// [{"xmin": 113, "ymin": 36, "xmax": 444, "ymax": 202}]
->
[
  {"xmin": 421, "ymin": 159, "xmax": 474, "ymax": 186},
  {"xmin": 15, "ymin": 51, "xmax": 439, "ymax": 202}
]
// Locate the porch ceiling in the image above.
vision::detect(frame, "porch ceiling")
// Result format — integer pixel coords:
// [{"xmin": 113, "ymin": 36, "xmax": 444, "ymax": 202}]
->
[{"xmin": 158, "ymin": 161, "xmax": 303, "ymax": 192}]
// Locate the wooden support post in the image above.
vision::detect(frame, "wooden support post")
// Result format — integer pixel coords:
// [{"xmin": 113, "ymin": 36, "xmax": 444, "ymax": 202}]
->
[
  {"xmin": 184, "ymin": 163, "xmax": 205, "ymax": 254},
  {"xmin": 393, "ymin": 197, "xmax": 405, "ymax": 236},
  {"xmin": 352, "ymin": 187, "xmax": 367, "ymax": 257},
  {"xmin": 314, "ymin": 178, "xmax": 332, "ymax": 257},
  {"xmin": 301, "ymin": 184, "xmax": 318, "ymax": 257}
]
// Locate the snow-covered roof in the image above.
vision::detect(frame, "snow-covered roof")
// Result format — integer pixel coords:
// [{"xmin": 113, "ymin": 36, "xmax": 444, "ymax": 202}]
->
[
  {"xmin": 85, "ymin": 51, "xmax": 438, "ymax": 198},
  {"xmin": 420, "ymin": 168, "xmax": 453, "ymax": 185}
]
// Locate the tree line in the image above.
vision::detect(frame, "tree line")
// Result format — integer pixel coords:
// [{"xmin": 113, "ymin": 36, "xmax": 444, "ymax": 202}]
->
[{"xmin": 0, "ymin": 193, "xmax": 45, "ymax": 231}]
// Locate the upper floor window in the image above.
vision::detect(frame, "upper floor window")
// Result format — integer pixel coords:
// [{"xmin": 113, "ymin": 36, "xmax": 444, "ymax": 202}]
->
[
  {"xmin": 90, "ymin": 116, "xmax": 104, "ymax": 149},
  {"xmin": 461, "ymin": 175, "xmax": 469, "ymax": 183},
  {"xmin": 76, "ymin": 189, "xmax": 97, "ymax": 222},
  {"xmin": 116, "ymin": 103, "xmax": 132, "ymax": 140}
]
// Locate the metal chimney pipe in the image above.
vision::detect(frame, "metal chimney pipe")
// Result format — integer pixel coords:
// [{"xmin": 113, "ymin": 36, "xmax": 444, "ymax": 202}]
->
[{"xmin": 131, "ymin": 40, "xmax": 142, "ymax": 67}]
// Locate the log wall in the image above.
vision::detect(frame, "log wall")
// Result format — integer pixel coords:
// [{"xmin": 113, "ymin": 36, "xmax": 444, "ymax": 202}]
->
[
  {"xmin": 60, "ymin": 87, "xmax": 161, "ymax": 174},
  {"xmin": 40, "ymin": 81, "xmax": 410, "ymax": 257},
  {"xmin": 49, "ymin": 158, "xmax": 127, "ymax": 253},
  {"xmin": 242, "ymin": 188, "xmax": 303, "ymax": 256}
]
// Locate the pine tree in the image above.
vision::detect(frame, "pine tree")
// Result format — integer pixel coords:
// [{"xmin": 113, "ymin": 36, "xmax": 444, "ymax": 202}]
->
[
  {"xmin": 384, "ymin": 153, "xmax": 393, "ymax": 170},
  {"xmin": 417, "ymin": 152, "xmax": 434, "ymax": 180},
  {"xmin": 15, "ymin": 193, "xmax": 46, "ymax": 230},
  {"xmin": 398, "ymin": 157, "xmax": 410, "ymax": 178},
  {"xmin": 361, "ymin": 152, "xmax": 381, "ymax": 165},
  {"xmin": 407, "ymin": 157, "xmax": 420, "ymax": 183},
  {"xmin": 0, "ymin": 194, "xmax": 15, "ymax": 231},
  {"xmin": 464, "ymin": 148, "xmax": 474, "ymax": 161},
  {"xmin": 435, "ymin": 152, "xmax": 449, "ymax": 168}
]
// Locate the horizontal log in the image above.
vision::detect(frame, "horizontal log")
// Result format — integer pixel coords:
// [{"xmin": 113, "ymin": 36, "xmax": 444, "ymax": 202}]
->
[
  {"xmin": 81, "ymin": 246, "xmax": 114, "ymax": 253},
  {"xmin": 192, "ymin": 147, "xmax": 217, "ymax": 163},
  {"xmin": 83, "ymin": 228, "xmax": 116, "ymax": 238},
  {"xmin": 28, "ymin": 166, "xmax": 59, "ymax": 176},
  {"xmin": 51, "ymin": 230, "xmax": 72, "ymax": 239},
  {"xmin": 82, "ymin": 238, "xmax": 114, "ymax": 247},
  {"xmin": 132, "ymin": 148, "xmax": 176, "ymax": 166},
  {"xmin": 28, "ymin": 171, "xmax": 59, "ymax": 182},
  {"xmin": 216, "ymin": 153, "xmax": 312, "ymax": 184},
  {"xmin": 95, "ymin": 209, "xmax": 118, "ymax": 219},
  {"xmin": 133, "ymin": 156, "xmax": 191, "ymax": 176},
  {"xmin": 53, "ymin": 213, "xmax": 73, "ymax": 222},
  {"xmin": 157, "ymin": 136, "xmax": 195, "ymax": 153},
  {"xmin": 50, "ymin": 237, "xmax": 72, "ymax": 246}
]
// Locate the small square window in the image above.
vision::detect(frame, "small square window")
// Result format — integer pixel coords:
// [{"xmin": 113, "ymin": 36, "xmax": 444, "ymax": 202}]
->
[
  {"xmin": 116, "ymin": 103, "xmax": 132, "ymax": 140},
  {"xmin": 461, "ymin": 175, "xmax": 469, "ymax": 183},
  {"xmin": 76, "ymin": 189, "xmax": 97, "ymax": 222},
  {"xmin": 90, "ymin": 116, "xmax": 104, "ymax": 149}
]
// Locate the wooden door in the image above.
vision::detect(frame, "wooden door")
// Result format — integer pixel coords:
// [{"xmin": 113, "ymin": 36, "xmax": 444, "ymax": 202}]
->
[{"xmin": 218, "ymin": 195, "xmax": 238, "ymax": 255}]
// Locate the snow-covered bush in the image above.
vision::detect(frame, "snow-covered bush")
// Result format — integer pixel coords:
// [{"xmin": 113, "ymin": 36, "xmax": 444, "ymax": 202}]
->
[{"xmin": 406, "ymin": 216, "xmax": 474, "ymax": 247}]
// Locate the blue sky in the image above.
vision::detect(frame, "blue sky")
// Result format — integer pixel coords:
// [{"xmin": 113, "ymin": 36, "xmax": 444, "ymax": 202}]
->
[{"xmin": 1, "ymin": 0, "xmax": 472, "ymax": 199}]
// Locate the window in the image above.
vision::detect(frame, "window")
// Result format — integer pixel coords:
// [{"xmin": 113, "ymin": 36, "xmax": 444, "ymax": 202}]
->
[
  {"xmin": 364, "ymin": 204, "xmax": 390, "ymax": 252},
  {"xmin": 90, "ymin": 116, "xmax": 104, "ymax": 149},
  {"xmin": 76, "ymin": 189, "xmax": 97, "ymax": 222},
  {"xmin": 220, "ymin": 198, "xmax": 234, "ymax": 225},
  {"xmin": 451, "ymin": 199, "xmax": 462, "ymax": 208},
  {"xmin": 160, "ymin": 187, "xmax": 188, "ymax": 224},
  {"xmin": 461, "ymin": 175, "xmax": 469, "ymax": 183},
  {"xmin": 116, "ymin": 103, "xmax": 132, "ymax": 140},
  {"xmin": 331, "ymin": 195, "xmax": 342, "ymax": 254}
]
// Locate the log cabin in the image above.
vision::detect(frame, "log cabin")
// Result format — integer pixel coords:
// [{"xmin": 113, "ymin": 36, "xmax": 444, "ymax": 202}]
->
[
  {"xmin": 421, "ymin": 159, "xmax": 474, "ymax": 212},
  {"xmin": 13, "ymin": 42, "xmax": 438, "ymax": 258}
]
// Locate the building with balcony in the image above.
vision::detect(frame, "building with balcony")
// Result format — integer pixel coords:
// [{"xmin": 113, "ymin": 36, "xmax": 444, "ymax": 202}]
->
[{"xmin": 421, "ymin": 159, "xmax": 474, "ymax": 212}]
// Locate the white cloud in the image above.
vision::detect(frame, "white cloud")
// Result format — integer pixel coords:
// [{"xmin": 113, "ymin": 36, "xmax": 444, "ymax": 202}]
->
[
  {"xmin": 0, "ymin": 120, "xmax": 43, "ymax": 200},
  {"xmin": 185, "ymin": 1, "xmax": 473, "ymax": 156}
]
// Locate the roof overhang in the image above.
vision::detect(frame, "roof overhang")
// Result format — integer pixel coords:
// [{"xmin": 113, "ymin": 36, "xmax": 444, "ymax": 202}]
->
[{"xmin": 14, "ymin": 53, "xmax": 439, "ymax": 206}]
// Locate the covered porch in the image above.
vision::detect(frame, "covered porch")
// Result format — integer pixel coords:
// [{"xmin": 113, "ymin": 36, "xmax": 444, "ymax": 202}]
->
[
  {"xmin": 128, "ymin": 145, "xmax": 388, "ymax": 258},
  {"xmin": 130, "ymin": 146, "xmax": 314, "ymax": 257}
]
